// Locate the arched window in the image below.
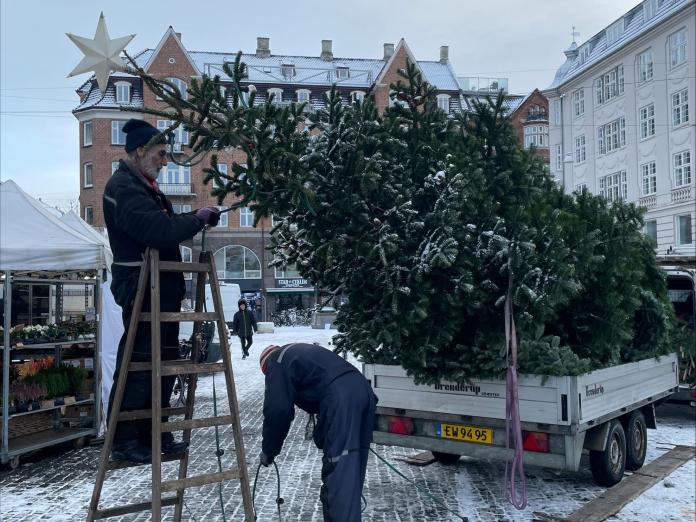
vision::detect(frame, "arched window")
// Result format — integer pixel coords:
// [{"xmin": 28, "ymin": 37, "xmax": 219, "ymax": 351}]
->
[
  {"xmin": 267, "ymin": 88, "xmax": 283, "ymax": 105},
  {"xmin": 214, "ymin": 245, "xmax": 261, "ymax": 279}
]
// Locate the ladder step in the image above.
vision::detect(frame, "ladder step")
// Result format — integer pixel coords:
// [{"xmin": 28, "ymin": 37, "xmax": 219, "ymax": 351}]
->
[
  {"xmin": 161, "ymin": 469, "xmax": 240, "ymax": 492},
  {"xmin": 140, "ymin": 312, "xmax": 220, "ymax": 322},
  {"xmin": 162, "ymin": 415, "xmax": 233, "ymax": 432},
  {"xmin": 94, "ymin": 495, "xmax": 179, "ymax": 518},
  {"xmin": 129, "ymin": 361, "xmax": 225, "ymax": 376},
  {"xmin": 117, "ymin": 406, "xmax": 186, "ymax": 421},
  {"xmin": 158, "ymin": 261, "xmax": 210, "ymax": 273},
  {"xmin": 107, "ymin": 452, "xmax": 185, "ymax": 471}
]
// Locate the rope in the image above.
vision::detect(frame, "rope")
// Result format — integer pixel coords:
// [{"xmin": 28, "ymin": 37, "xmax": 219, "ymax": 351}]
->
[
  {"xmin": 503, "ymin": 273, "xmax": 527, "ymax": 510},
  {"xmin": 252, "ymin": 461, "xmax": 284, "ymax": 520},
  {"xmin": 369, "ymin": 447, "xmax": 469, "ymax": 521}
]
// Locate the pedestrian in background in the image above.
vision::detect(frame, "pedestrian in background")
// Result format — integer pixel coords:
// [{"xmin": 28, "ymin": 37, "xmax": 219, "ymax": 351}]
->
[{"xmin": 232, "ymin": 298, "xmax": 257, "ymax": 358}]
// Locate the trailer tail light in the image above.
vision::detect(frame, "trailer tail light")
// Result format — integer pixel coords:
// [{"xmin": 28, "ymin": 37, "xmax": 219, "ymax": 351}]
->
[
  {"xmin": 689, "ymin": 390, "xmax": 696, "ymax": 399},
  {"xmin": 522, "ymin": 431, "xmax": 549, "ymax": 453},
  {"xmin": 387, "ymin": 416, "xmax": 414, "ymax": 435}
]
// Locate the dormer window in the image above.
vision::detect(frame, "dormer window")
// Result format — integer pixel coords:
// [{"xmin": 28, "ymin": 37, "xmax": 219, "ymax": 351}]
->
[
  {"xmin": 606, "ymin": 19, "xmax": 624, "ymax": 46},
  {"xmin": 578, "ymin": 44, "xmax": 591, "ymax": 64},
  {"xmin": 297, "ymin": 89, "xmax": 311, "ymax": 104},
  {"xmin": 643, "ymin": 0, "xmax": 659, "ymax": 21},
  {"xmin": 268, "ymin": 88, "xmax": 283, "ymax": 105},
  {"xmin": 281, "ymin": 64, "xmax": 296, "ymax": 78},
  {"xmin": 115, "ymin": 82, "xmax": 131, "ymax": 104},
  {"xmin": 336, "ymin": 66, "xmax": 350, "ymax": 80}
]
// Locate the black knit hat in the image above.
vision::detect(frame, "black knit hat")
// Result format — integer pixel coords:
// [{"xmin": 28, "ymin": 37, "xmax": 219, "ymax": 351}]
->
[{"xmin": 123, "ymin": 119, "xmax": 167, "ymax": 153}]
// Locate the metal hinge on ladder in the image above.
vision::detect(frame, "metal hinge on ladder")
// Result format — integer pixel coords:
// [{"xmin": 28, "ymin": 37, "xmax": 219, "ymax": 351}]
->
[{"xmin": 87, "ymin": 248, "xmax": 254, "ymax": 521}]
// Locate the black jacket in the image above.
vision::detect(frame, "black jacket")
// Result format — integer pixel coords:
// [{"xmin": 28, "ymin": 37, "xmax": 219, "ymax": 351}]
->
[
  {"xmin": 104, "ymin": 160, "xmax": 204, "ymax": 307},
  {"xmin": 261, "ymin": 343, "xmax": 360, "ymax": 460},
  {"xmin": 231, "ymin": 309, "xmax": 257, "ymax": 337}
]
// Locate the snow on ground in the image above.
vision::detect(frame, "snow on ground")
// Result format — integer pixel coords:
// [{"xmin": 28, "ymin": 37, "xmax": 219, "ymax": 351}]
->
[{"xmin": 0, "ymin": 326, "xmax": 694, "ymax": 521}]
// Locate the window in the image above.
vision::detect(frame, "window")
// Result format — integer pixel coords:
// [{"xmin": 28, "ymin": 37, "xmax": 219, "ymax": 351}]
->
[
  {"xmin": 240, "ymin": 207, "xmax": 253, "ymax": 227},
  {"xmin": 643, "ymin": 0, "xmax": 658, "ymax": 21},
  {"xmin": 268, "ymin": 88, "xmax": 283, "ymax": 105},
  {"xmin": 83, "ymin": 121, "xmax": 93, "ymax": 146},
  {"xmin": 572, "ymin": 89, "xmax": 584, "ymax": 117},
  {"xmin": 275, "ymin": 263, "xmax": 301, "ymax": 278},
  {"xmin": 157, "ymin": 162, "xmax": 191, "ymax": 185},
  {"xmin": 214, "ymin": 245, "xmax": 262, "ymax": 279},
  {"xmin": 336, "ymin": 66, "xmax": 350, "ymax": 79},
  {"xmin": 637, "ymin": 49, "xmax": 653, "ymax": 82},
  {"xmin": 597, "ymin": 117, "xmax": 626, "ymax": 155},
  {"xmin": 599, "ymin": 170, "xmax": 627, "ymax": 202},
  {"xmin": 180, "ymin": 246, "xmax": 193, "ymax": 280},
  {"xmin": 554, "ymin": 99, "xmax": 561, "ymax": 125},
  {"xmin": 297, "ymin": 90, "xmax": 310, "ymax": 104},
  {"xmin": 578, "ymin": 44, "xmax": 591, "ymax": 64},
  {"xmin": 669, "ymin": 29, "xmax": 687, "ymax": 67},
  {"xmin": 595, "ymin": 65, "xmax": 624, "ymax": 104},
  {"xmin": 674, "ymin": 151, "xmax": 692, "ymax": 187},
  {"xmin": 83, "ymin": 163, "xmax": 93, "ymax": 188},
  {"xmin": 556, "ymin": 144, "xmax": 562, "ymax": 171},
  {"xmin": 172, "ymin": 204, "xmax": 192, "ymax": 214},
  {"xmin": 215, "ymin": 206, "xmax": 228, "ymax": 228},
  {"xmin": 350, "ymin": 91, "xmax": 365, "ymax": 104},
  {"xmin": 115, "ymin": 82, "xmax": 131, "ymax": 103},
  {"xmin": 606, "ymin": 19, "xmax": 624, "ymax": 46},
  {"xmin": 281, "ymin": 64, "xmax": 295, "ymax": 78},
  {"xmin": 437, "ymin": 94, "xmax": 450, "ymax": 113},
  {"xmin": 111, "ymin": 161, "xmax": 120, "ymax": 175},
  {"xmin": 524, "ymin": 125, "xmax": 548, "ymax": 148},
  {"xmin": 574, "ymin": 183, "xmax": 588, "ymax": 193},
  {"xmin": 639, "ymin": 103, "xmax": 655, "ymax": 140},
  {"xmin": 575, "ymin": 135, "xmax": 586, "ymax": 164},
  {"xmin": 672, "ymin": 89, "xmax": 689, "ymax": 126},
  {"xmin": 645, "ymin": 220, "xmax": 657, "ymax": 245},
  {"xmin": 677, "ymin": 215, "xmax": 693, "ymax": 245},
  {"xmin": 158, "ymin": 77, "xmax": 188, "ymax": 100},
  {"xmin": 84, "ymin": 206, "xmax": 94, "ymax": 225},
  {"xmin": 111, "ymin": 120, "xmax": 127, "ymax": 145},
  {"xmin": 641, "ymin": 161, "xmax": 657, "ymax": 195},
  {"xmin": 157, "ymin": 119, "xmax": 188, "ymax": 146}
]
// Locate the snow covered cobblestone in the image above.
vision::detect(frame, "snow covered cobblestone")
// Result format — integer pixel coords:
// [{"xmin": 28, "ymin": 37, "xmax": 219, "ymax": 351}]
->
[{"xmin": 0, "ymin": 327, "xmax": 693, "ymax": 521}]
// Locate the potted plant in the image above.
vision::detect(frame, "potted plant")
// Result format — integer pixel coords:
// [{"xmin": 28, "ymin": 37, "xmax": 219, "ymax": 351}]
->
[{"xmin": 66, "ymin": 366, "xmax": 87, "ymax": 403}]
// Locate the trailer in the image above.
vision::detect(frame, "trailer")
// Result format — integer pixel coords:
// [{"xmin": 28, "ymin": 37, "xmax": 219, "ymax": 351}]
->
[
  {"xmin": 363, "ymin": 354, "xmax": 679, "ymax": 486},
  {"xmin": 664, "ymin": 267, "xmax": 695, "ymax": 405}
]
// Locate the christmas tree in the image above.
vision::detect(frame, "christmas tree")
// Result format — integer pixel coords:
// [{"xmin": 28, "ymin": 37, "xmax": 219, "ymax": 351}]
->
[{"xmin": 125, "ymin": 54, "xmax": 675, "ymax": 384}]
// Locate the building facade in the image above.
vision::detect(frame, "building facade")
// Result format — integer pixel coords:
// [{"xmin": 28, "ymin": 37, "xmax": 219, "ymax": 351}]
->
[
  {"xmin": 73, "ymin": 30, "xmax": 462, "ymax": 317},
  {"xmin": 544, "ymin": 0, "xmax": 695, "ymax": 259}
]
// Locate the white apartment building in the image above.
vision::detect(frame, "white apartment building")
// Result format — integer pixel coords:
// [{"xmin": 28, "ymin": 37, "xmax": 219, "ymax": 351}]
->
[{"xmin": 544, "ymin": 0, "xmax": 695, "ymax": 259}]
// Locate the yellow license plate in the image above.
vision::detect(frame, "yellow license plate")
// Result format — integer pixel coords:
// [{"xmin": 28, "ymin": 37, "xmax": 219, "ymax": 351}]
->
[{"xmin": 436, "ymin": 423, "xmax": 493, "ymax": 444}]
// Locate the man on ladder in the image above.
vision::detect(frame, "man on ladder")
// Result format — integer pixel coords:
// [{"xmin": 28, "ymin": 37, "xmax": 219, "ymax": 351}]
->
[{"xmin": 103, "ymin": 119, "xmax": 220, "ymax": 463}]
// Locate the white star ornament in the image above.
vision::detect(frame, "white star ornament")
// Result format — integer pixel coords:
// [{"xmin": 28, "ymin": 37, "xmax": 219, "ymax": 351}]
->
[{"xmin": 66, "ymin": 12, "xmax": 135, "ymax": 94}]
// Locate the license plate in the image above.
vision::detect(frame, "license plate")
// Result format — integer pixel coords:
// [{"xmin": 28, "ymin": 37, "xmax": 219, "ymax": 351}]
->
[{"xmin": 436, "ymin": 423, "xmax": 493, "ymax": 444}]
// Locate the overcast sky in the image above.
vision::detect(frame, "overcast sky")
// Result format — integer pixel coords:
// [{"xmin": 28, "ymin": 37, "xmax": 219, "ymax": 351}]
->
[{"xmin": 1, "ymin": 0, "xmax": 639, "ymax": 209}]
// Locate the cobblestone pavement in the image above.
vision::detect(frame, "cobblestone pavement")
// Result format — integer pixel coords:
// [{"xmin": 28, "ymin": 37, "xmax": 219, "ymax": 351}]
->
[{"xmin": 1, "ymin": 327, "xmax": 694, "ymax": 521}]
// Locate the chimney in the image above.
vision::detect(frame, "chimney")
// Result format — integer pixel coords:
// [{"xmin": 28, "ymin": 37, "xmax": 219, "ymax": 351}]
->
[
  {"xmin": 440, "ymin": 45, "xmax": 449, "ymax": 64},
  {"xmin": 321, "ymin": 39, "xmax": 333, "ymax": 61},
  {"xmin": 175, "ymin": 32, "xmax": 182, "ymax": 41},
  {"xmin": 256, "ymin": 37, "xmax": 271, "ymax": 58},
  {"xmin": 383, "ymin": 43, "xmax": 394, "ymax": 60}
]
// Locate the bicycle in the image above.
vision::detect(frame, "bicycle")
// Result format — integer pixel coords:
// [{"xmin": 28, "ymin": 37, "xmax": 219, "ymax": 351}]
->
[{"xmin": 171, "ymin": 321, "xmax": 215, "ymax": 408}]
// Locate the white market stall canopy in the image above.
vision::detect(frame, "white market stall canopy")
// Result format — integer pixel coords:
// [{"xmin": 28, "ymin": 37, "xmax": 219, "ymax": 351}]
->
[{"xmin": 0, "ymin": 180, "xmax": 110, "ymax": 271}]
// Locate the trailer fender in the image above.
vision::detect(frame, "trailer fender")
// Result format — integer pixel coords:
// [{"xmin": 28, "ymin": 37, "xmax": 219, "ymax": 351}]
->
[
  {"xmin": 584, "ymin": 422, "xmax": 611, "ymax": 452},
  {"xmin": 641, "ymin": 403, "xmax": 657, "ymax": 429}
]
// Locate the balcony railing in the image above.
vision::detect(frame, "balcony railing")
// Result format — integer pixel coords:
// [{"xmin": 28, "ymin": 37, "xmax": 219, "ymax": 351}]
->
[
  {"xmin": 159, "ymin": 183, "xmax": 196, "ymax": 196},
  {"xmin": 457, "ymin": 76, "xmax": 509, "ymax": 93},
  {"xmin": 671, "ymin": 186, "xmax": 693, "ymax": 203},
  {"xmin": 639, "ymin": 195, "xmax": 657, "ymax": 208}
]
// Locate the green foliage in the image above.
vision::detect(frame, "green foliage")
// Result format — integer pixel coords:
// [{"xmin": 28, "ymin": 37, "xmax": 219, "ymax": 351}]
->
[{"xmin": 124, "ymin": 55, "xmax": 675, "ymax": 383}]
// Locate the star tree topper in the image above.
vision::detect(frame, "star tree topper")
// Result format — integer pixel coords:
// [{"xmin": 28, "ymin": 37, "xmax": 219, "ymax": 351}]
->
[{"xmin": 66, "ymin": 12, "xmax": 135, "ymax": 94}]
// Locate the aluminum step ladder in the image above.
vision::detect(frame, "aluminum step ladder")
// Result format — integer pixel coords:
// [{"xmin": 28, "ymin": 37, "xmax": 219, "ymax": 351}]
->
[{"xmin": 86, "ymin": 248, "xmax": 253, "ymax": 521}]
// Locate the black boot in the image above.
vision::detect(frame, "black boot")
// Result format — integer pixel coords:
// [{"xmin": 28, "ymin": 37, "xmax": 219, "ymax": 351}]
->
[
  {"xmin": 111, "ymin": 440, "xmax": 152, "ymax": 463},
  {"xmin": 162, "ymin": 432, "xmax": 189, "ymax": 455}
]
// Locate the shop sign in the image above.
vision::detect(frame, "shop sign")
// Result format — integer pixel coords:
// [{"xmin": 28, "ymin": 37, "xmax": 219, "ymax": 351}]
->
[{"xmin": 275, "ymin": 278, "xmax": 311, "ymax": 288}]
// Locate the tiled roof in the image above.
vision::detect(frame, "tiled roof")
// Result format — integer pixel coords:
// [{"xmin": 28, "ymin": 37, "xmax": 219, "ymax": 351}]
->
[
  {"xmin": 73, "ymin": 74, "xmax": 144, "ymax": 113},
  {"xmin": 547, "ymin": 0, "xmax": 694, "ymax": 89}
]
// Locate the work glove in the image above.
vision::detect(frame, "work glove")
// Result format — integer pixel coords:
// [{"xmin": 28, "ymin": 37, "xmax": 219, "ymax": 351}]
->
[
  {"xmin": 195, "ymin": 207, "xmax": 220, "ymax": 227},
  {"xmin": 259, "ymin": 451, "xmax": 273, "ymax": 467}
]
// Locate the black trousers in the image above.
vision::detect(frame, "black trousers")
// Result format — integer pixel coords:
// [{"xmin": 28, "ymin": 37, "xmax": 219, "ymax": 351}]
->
[
  {"xmin": 239, "ymin": 336, "xmax": 253, "ymax": 356},
  {"xmin": 108, "ymin": 290, "xmax": 180, "ymax": 446}
]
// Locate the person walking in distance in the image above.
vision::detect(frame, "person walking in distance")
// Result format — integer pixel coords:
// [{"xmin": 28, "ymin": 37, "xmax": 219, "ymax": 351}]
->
[
  {"xmin": 232, "ymin": 298, "xmax": 257, "ymax": 359},
  {"xmin": 103, "ymin": 119, "xmax": 220, "ymax": 463}
]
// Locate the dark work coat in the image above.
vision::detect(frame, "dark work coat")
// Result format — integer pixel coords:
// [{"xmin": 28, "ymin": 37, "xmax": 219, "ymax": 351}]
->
[{"xmin": 232, "ymin": 308, "xmax": 258, "ymax": 338}]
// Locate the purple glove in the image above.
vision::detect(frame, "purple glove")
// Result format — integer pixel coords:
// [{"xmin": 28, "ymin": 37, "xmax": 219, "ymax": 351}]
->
[{"xmin": 195, "ymin": 207, "xmax": 220, "ymax": 227}]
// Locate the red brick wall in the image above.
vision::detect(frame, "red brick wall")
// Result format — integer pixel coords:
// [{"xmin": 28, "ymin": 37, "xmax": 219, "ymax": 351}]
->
[{"xmin": 509, "ymin": 89, "xmax": 550, "ymax": 164}]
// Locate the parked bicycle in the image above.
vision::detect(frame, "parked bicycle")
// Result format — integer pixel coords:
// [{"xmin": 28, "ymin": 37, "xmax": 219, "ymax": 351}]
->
[{"xmin": 171, "ymin": 321, "xmax": 215, "ymax": 408}]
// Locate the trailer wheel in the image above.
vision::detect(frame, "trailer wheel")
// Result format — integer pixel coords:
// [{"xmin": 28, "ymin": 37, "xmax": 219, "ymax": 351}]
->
[
  {"xmin": 625, "ymin": 410, "xmax": 647, "ymax": 471},
  {"xmin": 589, "ymin": 419, "xmax": 626, "ymax": 487},
  {"xmin": 432, "ymin": 451, "xmax": 460, "ymax": 465}
]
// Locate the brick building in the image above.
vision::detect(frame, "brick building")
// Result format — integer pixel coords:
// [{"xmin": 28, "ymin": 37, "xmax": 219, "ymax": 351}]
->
[{"xmin": 73, "ymin": 29, "xmax": 462, "ymax": 318}]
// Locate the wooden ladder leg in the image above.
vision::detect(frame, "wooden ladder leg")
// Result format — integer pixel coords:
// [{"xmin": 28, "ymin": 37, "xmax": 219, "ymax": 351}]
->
[
  {"xmin": 86, "ymin": 249, "xmax": 152, "ymax": 522},
  {"xmin": 172, "ymin": 268, "xmax": 207, "ymax": 522},
  {"xmin": 150, "ymin": 250, "xmax": 163, "ymax": 522},
  {"xmin": 205, "ymin": 252, "xmax": 255, "ymax": 521}
]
